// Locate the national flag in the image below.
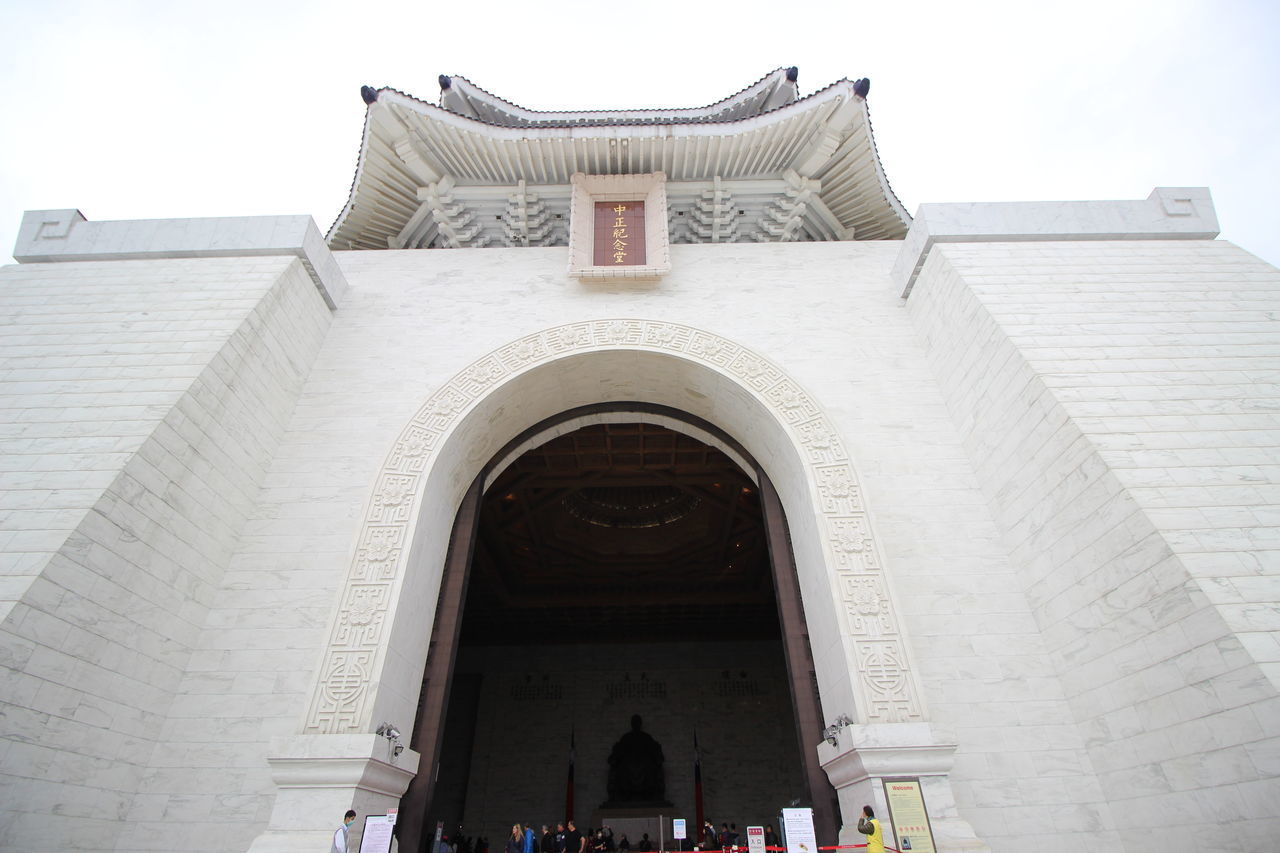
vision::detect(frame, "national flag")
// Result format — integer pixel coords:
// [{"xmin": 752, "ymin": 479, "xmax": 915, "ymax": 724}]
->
[
  {"xmin": 565, "ymin": 726, "xmax": 576, "ymax": 824},
  {"xmin": 694, "ymin": 729, "xmax": 705, "ymax": 847}
]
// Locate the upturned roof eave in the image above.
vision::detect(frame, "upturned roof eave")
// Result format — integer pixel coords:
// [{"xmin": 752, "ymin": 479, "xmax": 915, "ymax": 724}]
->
[
  {"xmin": 327, "ymin": 74, "xmax": 911, "ymax": 248},
  {"xmin": 376, "ymin": 77, "xmax": 852, "ymax": 136},
  {"xmin": 442, "ymin": 67, "xmax": 797, "ymax": 125},
  {"xmin": 327, "ymin": 104, "xmax": 380, "ymax": 245}
]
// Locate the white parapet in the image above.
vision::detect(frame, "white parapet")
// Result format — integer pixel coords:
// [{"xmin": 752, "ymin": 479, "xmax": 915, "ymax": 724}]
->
[
  {"xmin": 891, "ymin": 187, "xmax": 1220, "ymax": 297},
  {"xmin": 13, "ymin": 209, "xmax": 348, "ymax": 308}
]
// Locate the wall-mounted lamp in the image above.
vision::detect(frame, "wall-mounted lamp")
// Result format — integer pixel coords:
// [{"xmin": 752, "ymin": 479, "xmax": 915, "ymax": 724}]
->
[
  {"xmin": 822, "ymin": 714, "xmax": 854, "ymax": 747},
  {"xmin": 376, "ymin": 722, "xmax": 404, "ymax": 760}
]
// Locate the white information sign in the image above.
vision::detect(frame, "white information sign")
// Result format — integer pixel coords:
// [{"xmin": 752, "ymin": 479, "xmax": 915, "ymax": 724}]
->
[
  {"xmin": 746, "ymin": 825, "xmax": 765, "ymax": 853},
  {"xmin": 359, "ymin": 815, "xmax": 395, "ymax": 853},
  {"xmin": 674, "ymin": 819, "xmax": 687, "ymax": 840},
  {"xmin": 781, "ymin": 808, "xmax": 816, "ymax": 853}
]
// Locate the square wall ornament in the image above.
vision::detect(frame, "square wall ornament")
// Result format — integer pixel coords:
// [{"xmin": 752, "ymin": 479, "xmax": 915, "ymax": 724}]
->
[{"xmin": 568, "ymin": 172, "xmax": 672, "ymax": 280}]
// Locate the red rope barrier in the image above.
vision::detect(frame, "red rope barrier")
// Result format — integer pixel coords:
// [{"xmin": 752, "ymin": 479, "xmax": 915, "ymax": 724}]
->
[{"xmin": 704, "ymin": 846, "xmax": 901, "ymax": 853}]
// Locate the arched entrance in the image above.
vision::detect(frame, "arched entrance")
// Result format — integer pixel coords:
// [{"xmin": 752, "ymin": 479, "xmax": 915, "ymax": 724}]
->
[
  {"xmin": 294, "ymin": 321, "xmax": 930, "ymax": 852},
  {"xmin": 398, "ymin": 405, "xmax": 838, "ymax": 851}
]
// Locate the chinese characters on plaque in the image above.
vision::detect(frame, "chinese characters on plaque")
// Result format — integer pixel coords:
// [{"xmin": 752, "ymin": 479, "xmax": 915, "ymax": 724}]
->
[{"xmin": 594, "ymin": 201, "xmax": 646, "ymax": 266}]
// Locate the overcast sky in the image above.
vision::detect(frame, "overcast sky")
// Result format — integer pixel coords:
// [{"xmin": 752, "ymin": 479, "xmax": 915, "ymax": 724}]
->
[{"xmin": 2, "ymin": 0, "xmax": 1277, "ymax": 266}]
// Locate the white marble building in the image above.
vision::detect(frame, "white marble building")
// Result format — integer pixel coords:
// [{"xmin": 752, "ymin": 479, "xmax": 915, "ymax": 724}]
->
[{"xmin": 1, "ymin": 70, "xmax": 1277, "ymax": 853}]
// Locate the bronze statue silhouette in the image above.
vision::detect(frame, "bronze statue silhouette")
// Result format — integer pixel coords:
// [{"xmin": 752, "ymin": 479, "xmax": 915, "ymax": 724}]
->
[{"xmin": 604, "ymin": 715, "xmax": 670, "ymax": 806}]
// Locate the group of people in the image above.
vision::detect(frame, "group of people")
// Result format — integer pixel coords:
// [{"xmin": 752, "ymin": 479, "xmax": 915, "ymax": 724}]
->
[
  {"xmin": 699, "ymin": 807, "xmax": 883, "ymax": 853},
  {"xmin": 696, "ymin": 820, "xmax": 780, "ymax": 851},
  {"xmin": 503, "ymin": 821, "xmax": 655, "ymax": 853},
  {"xmin": 330, "ymin": 805, "xmax": 885, "ymax": 853},
  {"xmin": 441, "ymin": 831, "xmax": 490, "ymax": 853}
]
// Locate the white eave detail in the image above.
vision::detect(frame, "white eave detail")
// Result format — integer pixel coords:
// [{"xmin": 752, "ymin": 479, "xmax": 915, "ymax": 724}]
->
[{"xmin": 328, "ymin": 75, "xmax": 911, "ymax": 251}]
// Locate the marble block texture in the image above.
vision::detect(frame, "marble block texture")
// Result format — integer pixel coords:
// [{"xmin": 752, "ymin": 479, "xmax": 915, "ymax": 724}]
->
[{"xmin": 0, "ymin": 195, "xmax": 1277, "ymax": 853}]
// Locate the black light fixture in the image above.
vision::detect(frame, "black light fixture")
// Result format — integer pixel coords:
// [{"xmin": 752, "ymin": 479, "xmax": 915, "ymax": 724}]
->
[
  {"xmin": 822, "ymin": 714, "xmax": 853, "ymax": 747},
  {"xmin": 376, "ymin": 722, "xmax": 404, "ymax": 758}
]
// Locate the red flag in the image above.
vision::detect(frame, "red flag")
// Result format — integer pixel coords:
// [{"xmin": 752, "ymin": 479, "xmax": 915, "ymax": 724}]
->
[{"xmin": 565, "ymin": 726, "xmax": 576, "ymax": 824}]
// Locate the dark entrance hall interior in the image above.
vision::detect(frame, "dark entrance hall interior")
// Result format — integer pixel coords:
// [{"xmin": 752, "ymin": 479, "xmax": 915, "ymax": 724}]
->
[{"xmin": 399, "ymin": 417, "xmax": 835, "ymax": 852}]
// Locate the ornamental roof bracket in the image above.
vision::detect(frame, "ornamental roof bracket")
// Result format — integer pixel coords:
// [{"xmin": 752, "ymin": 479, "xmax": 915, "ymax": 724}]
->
[
  {"xmin": 503, "ymin": 180, "xmax": 558, "ymax": 247},
  {"xmin": 689, "ymin": 176, "xmax": 739, "ymax": 243}
]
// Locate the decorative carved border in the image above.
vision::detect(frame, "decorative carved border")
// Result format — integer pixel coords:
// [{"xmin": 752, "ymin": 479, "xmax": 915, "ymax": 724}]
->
[{"xmin": 304, "ymin": 319, "xmax": 924, "ymax": 733}]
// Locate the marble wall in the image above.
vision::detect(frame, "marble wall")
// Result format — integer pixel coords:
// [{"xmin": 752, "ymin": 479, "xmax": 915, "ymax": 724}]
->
[
  {"xmin": 1, "ymin": 199, "xmax": 1276, "ymax": 853},
  {"xmin": 907, "ymin": 238, "xmax": 1280, "ymax": 849},
  {"xmin": 0, "ymin": 255, "xmax": 332, "ymax": 850}
]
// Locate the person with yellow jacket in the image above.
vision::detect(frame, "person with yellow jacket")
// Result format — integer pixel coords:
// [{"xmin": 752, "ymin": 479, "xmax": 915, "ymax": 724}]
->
[{"xmin": 856, "ymin": 806, "xmax": 883, "ymax": 853}]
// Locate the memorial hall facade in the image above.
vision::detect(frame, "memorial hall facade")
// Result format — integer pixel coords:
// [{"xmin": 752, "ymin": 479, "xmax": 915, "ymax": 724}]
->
[{"xmin": 1, "ymin": 69, "xmax": 1277, "ymax": 853}]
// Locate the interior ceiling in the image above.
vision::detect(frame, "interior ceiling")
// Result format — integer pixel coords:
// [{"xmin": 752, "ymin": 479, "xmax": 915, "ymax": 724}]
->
[{"xmin": 461, "ymin": 422, "xmax": 778, "ymax": 645}]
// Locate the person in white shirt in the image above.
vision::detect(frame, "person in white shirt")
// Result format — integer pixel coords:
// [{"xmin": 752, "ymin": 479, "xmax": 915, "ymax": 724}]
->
[{"xmin": 332, "ymin": 809, "xmax": 357, "ymax": 853}]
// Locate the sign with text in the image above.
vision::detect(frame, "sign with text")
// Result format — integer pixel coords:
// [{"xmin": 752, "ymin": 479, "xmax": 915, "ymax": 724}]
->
[
  {"xmin": 746, "ymin": 825, "xmax": 764, "ymax": 853},
  {"xmin": 359, "ymin": 815, "xmax": 395, "ymax": 853},
  {"xmin": 780, "ymin": 808, "xmax": 816, "ymax": 853},
  {"xmin": 674, "ymin": 819, "xmax": 687, "ymax": 840},
  {"xmin": 883, "ymin": 778, "xmax": 937, "ymax": 853},
  {"xmin": 593, "ymin": 201, "xmax": 646, "ymax": 266}
]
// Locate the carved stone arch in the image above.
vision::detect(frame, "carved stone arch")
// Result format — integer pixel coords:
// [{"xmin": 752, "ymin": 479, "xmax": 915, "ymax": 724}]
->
[
  {"xmin": 400, "ymin": 401, "xmax": 841, "ymax": 852},
  {"xmin": 303, "ymin": 319, "xmax": 926, "ymax": 743}
]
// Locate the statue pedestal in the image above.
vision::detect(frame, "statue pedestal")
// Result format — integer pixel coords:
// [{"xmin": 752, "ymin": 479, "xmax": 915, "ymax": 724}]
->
[{"xmin": 590, "ymin": 810, "xmax": 679, "ymax": 852}]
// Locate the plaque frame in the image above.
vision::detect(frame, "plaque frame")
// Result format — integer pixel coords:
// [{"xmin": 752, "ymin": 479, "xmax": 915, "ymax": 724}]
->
[
  {"xmin": 568, "ymin": 172, "xmax": 672, "ymax": 280},
  {"xmin": 881, "ymin": 777, "xmax": 938, "ymax": 853}
]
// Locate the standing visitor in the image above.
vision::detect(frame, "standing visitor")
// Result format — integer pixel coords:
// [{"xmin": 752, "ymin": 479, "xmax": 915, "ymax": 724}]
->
[
  {"xmin": 332, "ymin": 810, "xmax": 356, "ymax": 853},
  {"xmin": 856, "ymin": 806, "xmax": 883, "ymax": 853},
  {"xmin": 566, "ymin": 820, "xmax": 585, "ymax": 853},
  {"xmin": 508, "ymin": 825, "xmax": 525, "ymax": 853}
]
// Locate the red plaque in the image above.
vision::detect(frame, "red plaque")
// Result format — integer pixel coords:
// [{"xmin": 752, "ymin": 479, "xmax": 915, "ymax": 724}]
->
[{"xmin": 593, "ymin": 201, "xmax": 646, "ymax": 266}]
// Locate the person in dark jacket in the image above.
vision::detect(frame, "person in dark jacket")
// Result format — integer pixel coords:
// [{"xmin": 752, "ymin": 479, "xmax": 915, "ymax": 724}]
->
[{"xmin": 856, "ymin": 806, "xmax": 883, "ymax": 853}]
